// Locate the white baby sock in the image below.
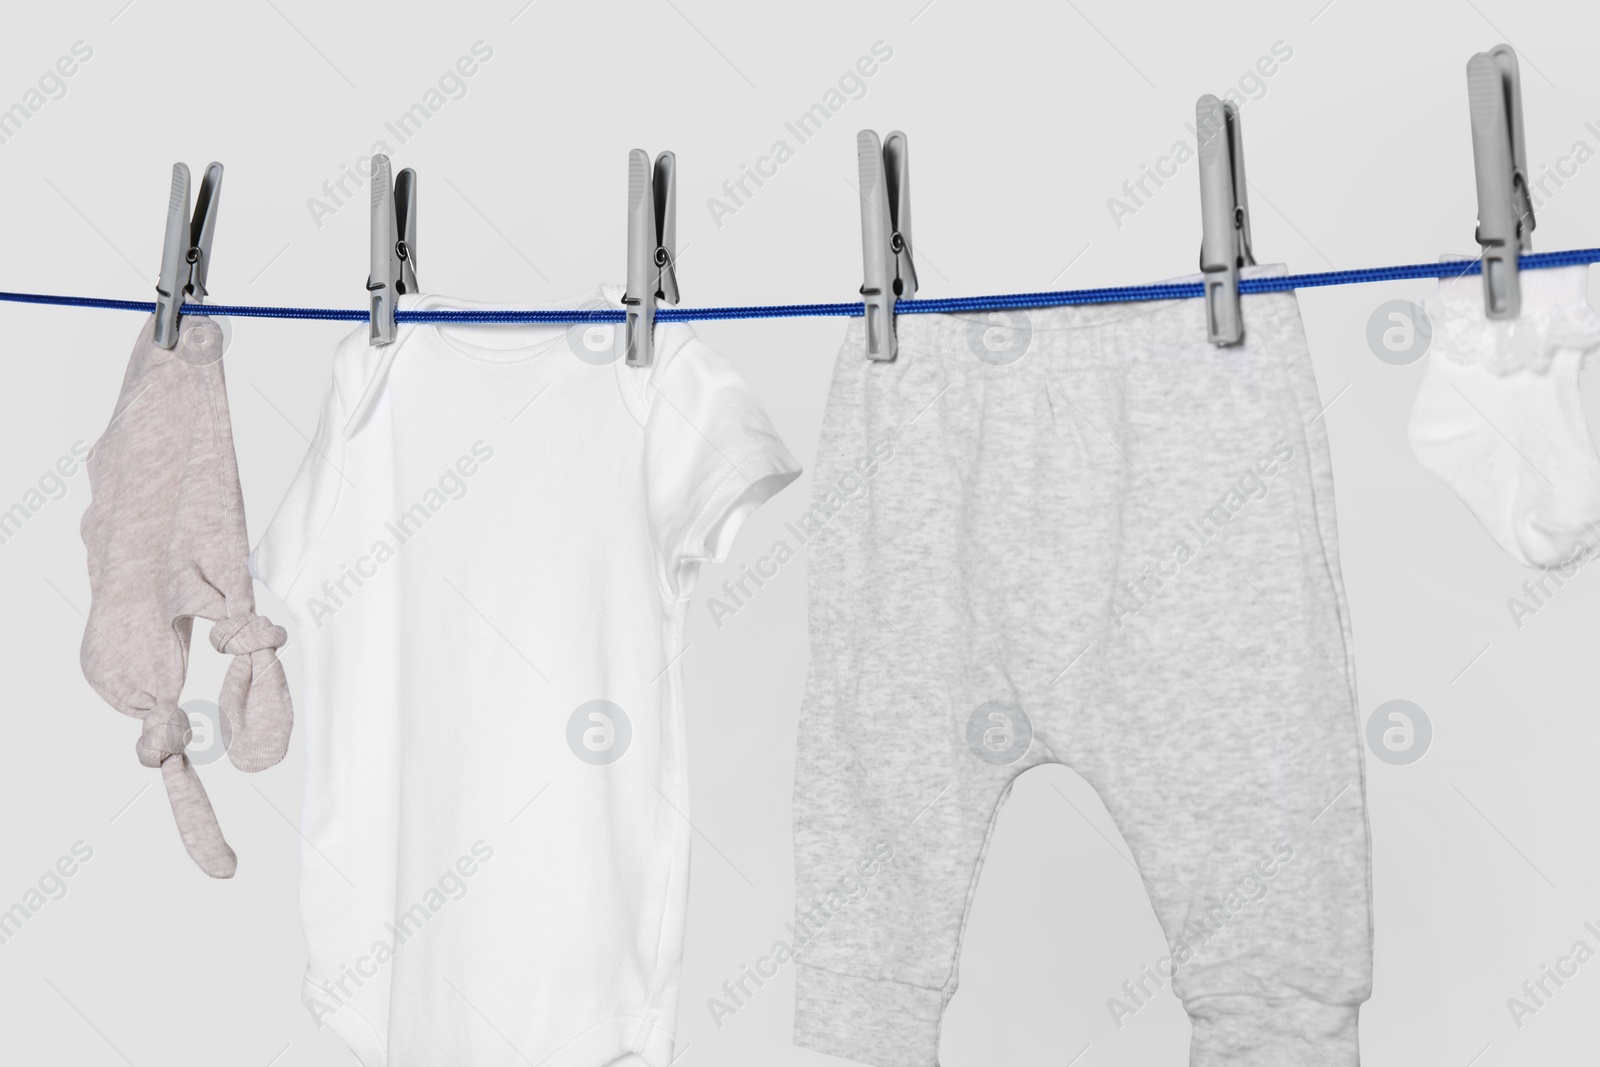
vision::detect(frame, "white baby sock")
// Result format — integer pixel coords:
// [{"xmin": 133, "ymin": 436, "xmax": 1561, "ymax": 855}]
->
[{"xmin": 1408, "ymin": 263, "xmax": 1600, "ymax": 567}]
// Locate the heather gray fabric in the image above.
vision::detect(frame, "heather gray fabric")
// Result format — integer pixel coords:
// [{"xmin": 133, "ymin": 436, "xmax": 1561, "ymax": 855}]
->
[
  {"xmin": 791, "ymin": 268, "xmax": 1372, "ymax": 1067},
  {"xmin": 81, "ymin": 315, "xmax": 292, "ymax": 879}
]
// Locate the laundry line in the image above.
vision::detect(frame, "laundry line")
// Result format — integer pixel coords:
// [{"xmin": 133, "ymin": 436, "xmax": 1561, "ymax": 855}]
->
[{"xmin": 3, "ymin": 248, "xmax": 1599, "ymax": 326}]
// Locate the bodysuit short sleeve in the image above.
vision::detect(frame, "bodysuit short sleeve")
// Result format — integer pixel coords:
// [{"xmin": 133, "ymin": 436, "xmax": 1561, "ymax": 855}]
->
[{"xmin": 640, "ymin": 329, "xmax": 801, "ymax": 597}]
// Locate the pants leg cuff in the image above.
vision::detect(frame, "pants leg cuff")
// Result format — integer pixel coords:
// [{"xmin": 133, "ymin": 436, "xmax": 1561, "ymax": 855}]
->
[
  {"xmin": 1187, "ymin": 992, "xmax": 1361, "ymax": 1067},
  {"xmin": 793, "ymin": 963, "xmax": 944, "ymax": 1067}
]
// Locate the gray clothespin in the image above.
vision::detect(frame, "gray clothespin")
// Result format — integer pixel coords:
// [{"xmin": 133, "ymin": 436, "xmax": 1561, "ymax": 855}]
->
[
  {"xmin": 153, "ymin": 162, "xmax": 223, "ymax": 350},
  {"xmin": 1467, "ymin": 44, "xmax": 1535, "ymax": 320},
  {"xmin": 623, "ymin": 149, "xmax": 679, "ymax": 368},
  {"xmin": 857, "ymin": 130, "xmax": 917, "ymax": 361},
  {"xmin": 367, "ymin": 155, "xmax": 418, "ymax": 347},
  {"xmin": 1196, "ymin": 96, "xmax": 1254, "ymax": 346}
]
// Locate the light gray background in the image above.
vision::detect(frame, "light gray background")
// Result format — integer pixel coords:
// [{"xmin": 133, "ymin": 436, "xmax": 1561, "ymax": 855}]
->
[{"xmin": 2, "ymin": 1, "xmax": 1598, "ymax": 1064}]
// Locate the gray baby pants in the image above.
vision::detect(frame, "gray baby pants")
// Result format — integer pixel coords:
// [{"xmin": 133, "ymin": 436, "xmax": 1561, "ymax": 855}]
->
[{"xmin": 791, "ymin": 274, "xmax": 1371, "ymax": 1067}]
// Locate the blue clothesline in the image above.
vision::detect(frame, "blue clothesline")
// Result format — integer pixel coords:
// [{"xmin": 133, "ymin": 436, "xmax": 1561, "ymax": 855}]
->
[{"xmin": 2, "ymin": 248, "xmax": 1597, "ymax": 325}]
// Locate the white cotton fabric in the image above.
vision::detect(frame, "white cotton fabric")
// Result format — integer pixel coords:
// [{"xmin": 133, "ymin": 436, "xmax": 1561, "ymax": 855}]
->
[
  {"xmin": 250, "ymin": 286, "xmax": 800, "ymax": 1067},
  {"xmin": 1410, "ymin": 264, "xmax": 1600, "ymax": 566}
]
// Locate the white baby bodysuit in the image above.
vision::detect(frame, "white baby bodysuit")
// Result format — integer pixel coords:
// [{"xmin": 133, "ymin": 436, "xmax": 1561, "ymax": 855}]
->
[{"xmin": 250, "ymin": 286, "xmax": 800, "ymax": 1067}]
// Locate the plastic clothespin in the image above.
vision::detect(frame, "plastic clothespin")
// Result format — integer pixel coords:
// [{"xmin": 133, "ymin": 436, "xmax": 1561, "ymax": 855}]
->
[
  {"xmin": 857, "ymin": 130, "xmax": 917, "ymax": 361},
  {"xmin": 1196, "ymin": 96, "xmax": 1255, "ymax": 346},
  {"xmin": 153, "ymin": 162, "xmax": 223, "ymax": 350},
  {"xmin": 623, "ymin": 150, "xmax": 679, "ymax": 368},
  {"xmin": 1467, "ymin": 44, "xmax": 1535, "ymax": 320},
  {"xmin": 367, "ymin": 155, "xmax": 418, "ymax": 347}
]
